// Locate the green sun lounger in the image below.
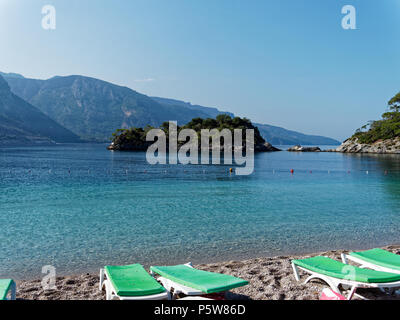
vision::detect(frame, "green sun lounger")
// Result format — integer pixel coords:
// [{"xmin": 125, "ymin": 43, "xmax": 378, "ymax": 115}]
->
[
  {"xmin": 342, "ymin": 248, "xmax": 400, "ymax": 274},
  {"xmin": 291, "ymin": 256, "xmax": 400, "ymax": 300},
  {"xmin": 0, "ymin": 279, "xmax": 16, "ymax": 300},
  {"xmin": 99, "ymin": 264, "xmax": 169, "ymax": 300},
  {"xmin": 150, "ymin": 263, "xmax": 249, "ymax": 297}
]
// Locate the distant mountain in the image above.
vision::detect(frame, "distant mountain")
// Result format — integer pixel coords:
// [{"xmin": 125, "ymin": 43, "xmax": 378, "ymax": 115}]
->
[
  {"xmin": 0, "ymin": 72, "xmax": 25, "ymax": 79},
  {"xmin": 3, "ymin": 75, "xmax": 233, "ymax": 142},
  {"xmin": 151, "ymin": 97, "xmax": 234, "ymax": 119},
  {"xmin": 0, "ymin": 75, "xmax": 80, "ymax": 145},
  {"xmin": 2, "ymin": 73, "xmax": 340, "ymax": 145},
  {"xmin": 255, "ymin": 123, "xmax": 340, "ymax": 146},
  {"xmin": 153, "ymin": 98, "xmax": 340, "ymax": 145}
]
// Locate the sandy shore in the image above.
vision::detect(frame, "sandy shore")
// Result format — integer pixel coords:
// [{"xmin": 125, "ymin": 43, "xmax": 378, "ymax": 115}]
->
[{"xmin": 15, "ymin": 245, "xmax": 400, "ymax": 300}]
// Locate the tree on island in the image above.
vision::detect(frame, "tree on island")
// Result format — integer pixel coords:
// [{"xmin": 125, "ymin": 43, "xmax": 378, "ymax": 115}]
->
[{"xmin": 109, "ymin": 115, "xmax": 269, "ymax": 151}]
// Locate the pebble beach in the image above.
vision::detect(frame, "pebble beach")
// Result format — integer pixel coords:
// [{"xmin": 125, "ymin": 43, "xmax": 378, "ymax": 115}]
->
[{"xmin": 15, "ymin": 245, "xmax": 400, "ymax": 300}]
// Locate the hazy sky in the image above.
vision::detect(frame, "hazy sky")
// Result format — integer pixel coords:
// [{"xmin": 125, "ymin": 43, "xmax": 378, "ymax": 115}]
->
[{"xmin": 0, "ymin": 0, "xmax": 399, "ymax": 141}]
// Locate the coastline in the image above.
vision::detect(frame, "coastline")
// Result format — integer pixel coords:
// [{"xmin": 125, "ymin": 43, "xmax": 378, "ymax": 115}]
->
[{"xmin": 15, "ymin": 244, "xmax": 400, "ymax": 300}]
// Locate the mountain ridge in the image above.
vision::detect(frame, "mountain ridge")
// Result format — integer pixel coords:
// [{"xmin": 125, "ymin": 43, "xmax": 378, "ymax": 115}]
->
[
  {"xmin": 255, "ymin": 123, "xmax": 340, "ymax": 146},
  {"xmin": 4, "ymin": 74, "xmax": 232, "ymax": 142},
  {"xmin": 151, "ymin": 96, "xmax": 235, "ymax": 119},
  {"xmin": 0, "ymin": 75, "xmax": 81, "ymax": 145},
  {"xmin": 1, "ymin": 72, "xmax": 340, "ymax": 145}
]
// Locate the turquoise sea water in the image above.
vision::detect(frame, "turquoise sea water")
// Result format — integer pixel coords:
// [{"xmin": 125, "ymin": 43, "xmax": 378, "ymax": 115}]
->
[{"xmin": 1, "ymin": 144, "xmax": 400, "ymax": 279}]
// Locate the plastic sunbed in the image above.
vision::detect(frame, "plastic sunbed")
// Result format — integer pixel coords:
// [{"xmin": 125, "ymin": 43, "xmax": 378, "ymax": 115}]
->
[
  {"xmin": 291, "ymin": 256, "xmax": 400, "ymax": 300},
  {"xmin": 150, "ymin": 262, "xmax": 248, "ymax": 299},
  {"xmin": 341, "ymin": 248, "xmax": 400, "ymax": 274},
  {"xmin": 99, "ymin": 264, "xmax": 170, "ymax": 300},
  {"xmin": 0, "ymin": 279, "xmax": 16, "ymax": 300}
]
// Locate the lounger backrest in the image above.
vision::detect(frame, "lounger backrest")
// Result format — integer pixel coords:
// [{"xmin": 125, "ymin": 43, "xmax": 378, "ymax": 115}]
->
[
  {"xmin": 293, "ymin": 256, "xmax": 400, "ymax": 283},
  {"xmin": 105, "ymin": 264, "xmax": 166, "ymax": 297},
  {"xmin": 350, "ymin": 249, "xmax": 400, "ymax": 271},
  {"xmin": 150, "ymin": 265, "xmax": 248, "ymax": 293}
]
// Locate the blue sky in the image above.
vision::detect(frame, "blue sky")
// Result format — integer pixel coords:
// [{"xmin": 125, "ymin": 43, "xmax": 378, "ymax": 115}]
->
[{"xmin": 0, "ymin": 0, "xmax": 399, "ymax": 141}]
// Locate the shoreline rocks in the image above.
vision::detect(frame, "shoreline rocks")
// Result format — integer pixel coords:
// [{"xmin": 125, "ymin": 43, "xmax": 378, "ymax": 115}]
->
[
  {"xmin": 286, "ymin": 138, "xmax": 400, "ymax": 154},
  {"xmin": 255, "ymin": 142, "xmax": 281, "ymax": 152},
  {"xmin": 335, "ymin": 137, "xmax": 400, "ymax": 154}
]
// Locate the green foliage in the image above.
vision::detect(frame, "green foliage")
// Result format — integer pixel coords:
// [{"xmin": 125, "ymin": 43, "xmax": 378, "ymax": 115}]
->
[
  {"xmin": 110, "ymin": 115, "xmax": 266, "ymax": 146},
  {"xmin": 352, "ymin": 92, "xmax": 400, "ymax": 144},
  {"xmin": 111, "ymin": 127, "xmax": 150, "ymax": 146},
  {"xmin": 388, "ymin": 92, "xmax": 400, "ymax": 112},
  {"xmin": 182, "ymin": 115, "xmax": 265, "ymax": 144}
]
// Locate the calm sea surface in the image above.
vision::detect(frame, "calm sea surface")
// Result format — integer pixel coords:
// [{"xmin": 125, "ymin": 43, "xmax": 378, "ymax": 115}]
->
[{"xmin": 1, "ymin": 143, "xmax": 400, "ymax": 279}]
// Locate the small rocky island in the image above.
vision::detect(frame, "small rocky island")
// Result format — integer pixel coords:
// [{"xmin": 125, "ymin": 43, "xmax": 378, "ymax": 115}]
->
[
  {"xmin": 287, "ymin": 145, "xmax": 321, "ymax": 152},
  {"xmin": 108, "ymin": 115, "xmax": 281, "ymax": 152}
]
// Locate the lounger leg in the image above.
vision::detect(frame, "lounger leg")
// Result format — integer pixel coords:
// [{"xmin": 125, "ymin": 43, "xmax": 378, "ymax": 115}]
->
[
  {"xmin": 353, "ymin": 292, "xmax": 368, "ymax": 300},
  {"xmin": 10, "ymin": 281, "xmax": 16, "ymax": 300},
  {"xmin": 386, "ymin": 288, "xmax": 395, "ymax": 295},
  {"xmin": 105, "ymin": 281, "xmax": 112, "ymax": 300},
  {"xmin": 341, "ymin": 254, "xmax": 348, "ymax": 264},
  {"xmin": 292, "ymin": 263, "xmax": 300, "ymax": 281},
  {"xmin": 99, "ymin": 269, "xmax": 105, "ymax": 292},
  {"xmin": 172, "ymin": 289, "xmax": 181, "ymax": 300},
  {"xmin": 347, "ymin": 285, "xmax": 357, "ymax": 300},
  {"xmin": 304, "ymin": 275, "xmax": 340, "ymax": 294}
]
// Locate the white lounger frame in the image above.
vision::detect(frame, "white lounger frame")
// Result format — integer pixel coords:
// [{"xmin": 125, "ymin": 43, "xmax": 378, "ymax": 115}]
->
[
  {"xmin": 150, "ymin": 262, "xmax": 215, "ymax": 299},
  {"xmin": 341, "ymin": 253, "xmax": 400, "ymax": 275},
  {"xmin": 3, "ymin": 281, "xmax": 16, "ymax": 300},
  {"xmin": 291, "ymin": 260, "xmax": 400, "ymax": 300},
  {"xmin": 99, "ymin": 268, "xmax": 170, "ymax": 300}
]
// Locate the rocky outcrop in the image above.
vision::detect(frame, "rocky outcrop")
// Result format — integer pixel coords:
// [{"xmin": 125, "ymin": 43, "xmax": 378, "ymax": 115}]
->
[
  {"xmin": 255, "ymin": 142, "xmax": 281, "ymax": 152},
  {"xmin": 287, "ymin": 145, "xmax": 321, "ymax": 152},
  {"xmin": 335, "ymin": 137, "xmax": 400, "ymax": 154}
]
